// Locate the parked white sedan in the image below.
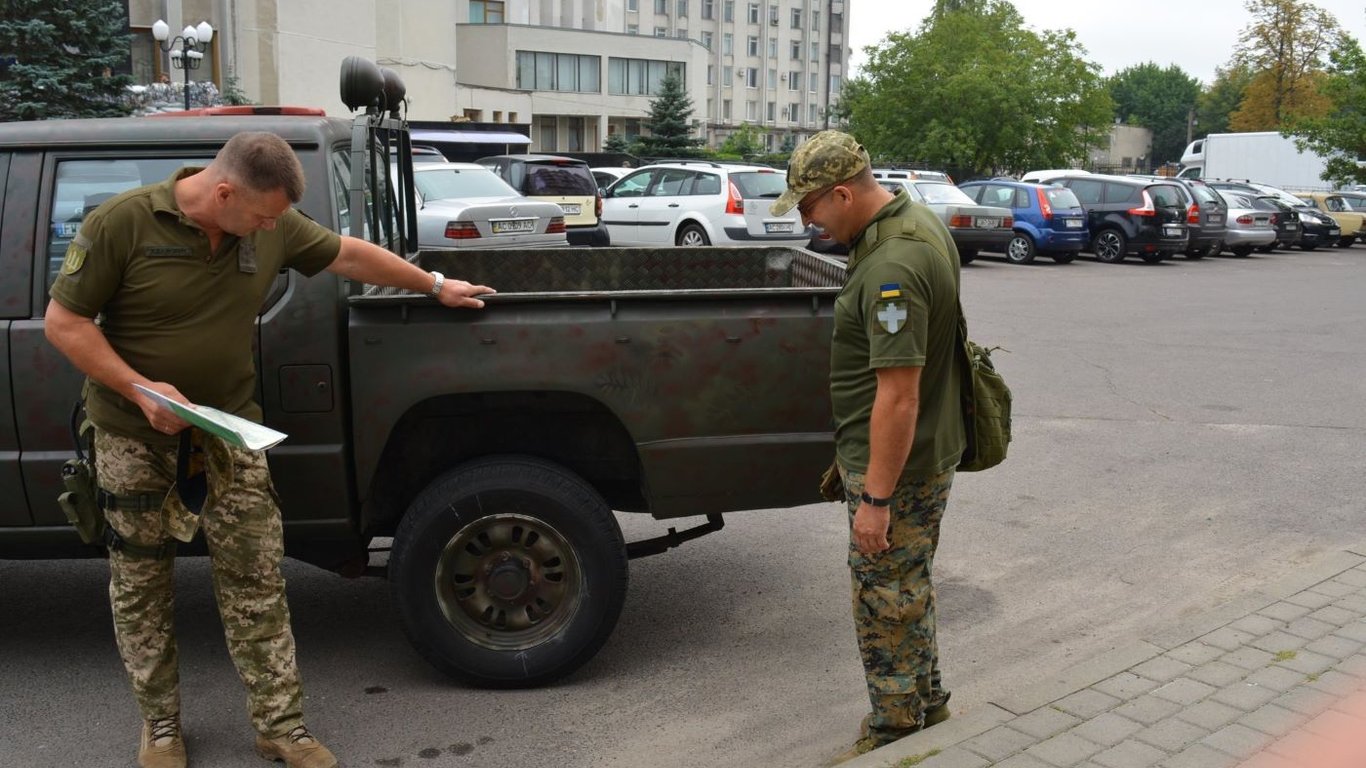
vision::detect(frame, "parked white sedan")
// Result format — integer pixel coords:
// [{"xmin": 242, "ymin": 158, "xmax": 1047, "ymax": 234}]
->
[{"xmin": 403, "ymin": 162, "xmax": 568, "ymax": 249}]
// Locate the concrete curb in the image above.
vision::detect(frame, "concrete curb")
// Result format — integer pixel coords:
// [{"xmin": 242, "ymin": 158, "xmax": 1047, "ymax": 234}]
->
[{"xmin": 839, "ymin": 540, "xmax": 1366, "ymax": 768}]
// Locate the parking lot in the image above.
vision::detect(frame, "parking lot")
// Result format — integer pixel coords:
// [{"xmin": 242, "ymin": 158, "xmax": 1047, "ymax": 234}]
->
[{"xmin": 3, "ymin": 245, "xmax": 1364, "ymax": 768}]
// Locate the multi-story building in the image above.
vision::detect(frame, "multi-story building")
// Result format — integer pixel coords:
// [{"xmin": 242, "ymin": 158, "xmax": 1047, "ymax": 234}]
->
[{"xmin": 122, "ymin": 0, "xmax": 848, "ymax": 153}]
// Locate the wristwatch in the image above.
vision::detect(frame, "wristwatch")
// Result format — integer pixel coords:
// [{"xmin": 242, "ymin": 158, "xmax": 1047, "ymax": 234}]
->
[
  {"xmin": 860, "ymin": 491, "xmax": 892, "ymax": 507},
  {"xmin": 428, "ymin": 271, "xmax": 445, "ymax": 298}
]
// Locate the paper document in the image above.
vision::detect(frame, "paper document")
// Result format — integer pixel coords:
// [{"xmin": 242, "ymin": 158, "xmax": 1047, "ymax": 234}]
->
[{"xmin": 133, "ymin": 384, "xmax": 288, "ymax": 451}]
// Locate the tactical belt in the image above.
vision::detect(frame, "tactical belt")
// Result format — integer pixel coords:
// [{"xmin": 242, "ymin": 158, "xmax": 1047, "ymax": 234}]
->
[{"xmin": 97, "ymin": 489, "xmax": 177, "ymax": 559}]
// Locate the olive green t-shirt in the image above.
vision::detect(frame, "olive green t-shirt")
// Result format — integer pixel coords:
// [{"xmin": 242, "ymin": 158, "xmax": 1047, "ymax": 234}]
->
[
  {"xmin": 830, "ymin": 191, "xmax": 966, "ymax": 477},
  {"xmin": 49, "ymin": 168, "xmax": 341, "ymax": 445}
]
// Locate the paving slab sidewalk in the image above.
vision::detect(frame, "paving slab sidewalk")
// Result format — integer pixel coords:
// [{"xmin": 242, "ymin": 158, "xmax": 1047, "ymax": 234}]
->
[{"xmin": 842, "ymin": 541, "xmax": 1366, "ymax": 768}]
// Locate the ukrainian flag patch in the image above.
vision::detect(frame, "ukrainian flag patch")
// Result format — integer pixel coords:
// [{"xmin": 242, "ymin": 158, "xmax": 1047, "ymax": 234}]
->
[{"xmin": 879, "ymin": 283, "xmax": 901, "ymax": 299}]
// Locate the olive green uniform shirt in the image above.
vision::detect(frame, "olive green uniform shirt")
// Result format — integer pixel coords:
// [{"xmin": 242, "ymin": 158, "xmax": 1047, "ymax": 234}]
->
[
  {"xmin": 830, "ymin": 191, "xmax": 966, "ymax": 477},
  {"xmin": 49, "ymin": 168, "xmax": 341, "ymax": 445}
]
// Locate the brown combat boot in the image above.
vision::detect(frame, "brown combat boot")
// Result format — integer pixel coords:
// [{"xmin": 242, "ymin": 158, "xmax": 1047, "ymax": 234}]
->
[
  {"xmin": 254, "ymin": 725, "xmax": 338, "ymax": 768},
  {"xmin": 139, "ymin": 715, "xmax": 187, "ymax": 768}
]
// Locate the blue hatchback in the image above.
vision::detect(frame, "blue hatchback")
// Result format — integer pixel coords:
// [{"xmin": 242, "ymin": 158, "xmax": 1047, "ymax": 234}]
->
[{"xmin": 960, "ymin": 180, "xmax": 1089, "ymax": 264}]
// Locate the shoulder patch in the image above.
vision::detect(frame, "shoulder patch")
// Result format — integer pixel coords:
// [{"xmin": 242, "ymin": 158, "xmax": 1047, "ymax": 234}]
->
[
  {"xmin": 875, "ymin": 299, "xmax": 908, "ymax": 334},
  {"xmin": 61, "ymin": 241, "xmax": 88, "ymax": 275}
]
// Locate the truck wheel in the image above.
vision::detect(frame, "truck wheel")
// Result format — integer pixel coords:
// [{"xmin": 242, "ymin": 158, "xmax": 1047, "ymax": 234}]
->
[
  {"xmin": 1092, "ymin": 230, "xmax": 1127, "ymax": 263},
  {"xmin": 676, "ymin": 223, "xmax": 710, "ymax": 247},
  {"xmin": 1005, "ymin": 234, "xmax": 1036, "ymax": 264},
  {"xmin": 389, "ymin": 455, "xmax": 628, "ymax": 688}
]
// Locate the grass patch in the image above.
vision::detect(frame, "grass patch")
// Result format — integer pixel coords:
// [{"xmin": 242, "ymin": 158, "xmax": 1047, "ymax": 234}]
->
[
  {"xmin": 1306, "ymin": 673, "xmax": 1321, "ymax": 682},
  {"xmin": 896, "ymin": 749, "xmax": 942, "ymax": 767},
  {"xmin": 1273, "ymin": 650, "xmax": 1297, "ymax": 662}
]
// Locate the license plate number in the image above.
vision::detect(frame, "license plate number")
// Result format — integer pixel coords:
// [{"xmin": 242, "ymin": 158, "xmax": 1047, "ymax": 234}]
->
[
  {"xmin": 1208, "ymin": 215, "xmax": 1223, "ymax": 225},
  {"xmin": 765, "ymin": 222, "xmax": 794, "ymax": 233},
  {"xmin": 1329, "ymin": 228, "xmax": 1340, "ymax": 236},
  {"xmin": 1163, "ymin": 225, "xmax": 1183, "ymax": 236},
  {"xmin": 1065, "ymin": 219, "xmax": 1082, "ymax": 229},
  {"xmin": 974, "ymin": 217, "xmax": 1001, "ymax": 228},
  {"xmin": 53, "ymin": 222, "xmax": 81, "ymax": 238},
  {"xmin": 491, "ymin": 219, "xmax": 536, "ymax": 234},
  {"xmin": 560, "ymin": 204, "xmax": 582, "ymax": 215}
]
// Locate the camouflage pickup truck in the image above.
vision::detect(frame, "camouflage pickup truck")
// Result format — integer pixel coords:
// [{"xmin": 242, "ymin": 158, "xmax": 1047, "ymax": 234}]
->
[{"xmin": 0, "ymin": 60, "xmax": 842, "ymax": 687}]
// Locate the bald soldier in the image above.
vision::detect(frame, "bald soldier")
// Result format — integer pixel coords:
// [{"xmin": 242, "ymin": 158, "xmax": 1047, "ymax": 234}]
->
[
  {"xmin": 771, "ymin": 131, "xmax": 966, "ymax": 762},
  {"xmin": 46, "ymin": 132, "xmax": 492, "ymax": 768}
]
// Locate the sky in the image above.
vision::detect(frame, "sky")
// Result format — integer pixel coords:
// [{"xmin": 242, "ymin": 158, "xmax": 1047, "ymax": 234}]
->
[{"xmin": 848, "ymin": 0, "xmax": 1366, "ymax": 86}]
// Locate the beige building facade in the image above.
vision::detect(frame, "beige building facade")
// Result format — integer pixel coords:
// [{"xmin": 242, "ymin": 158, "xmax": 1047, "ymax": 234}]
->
[{"xmin": 126, "ymin": 0, "xmax": 849, "ymax": 152}]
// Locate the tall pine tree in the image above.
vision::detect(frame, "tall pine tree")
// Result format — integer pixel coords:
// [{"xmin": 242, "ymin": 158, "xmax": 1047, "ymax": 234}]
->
[
  {"xmin": 0, "ymin": 0, "xmax": 134, "ymax": 121},
  {"xmin": 638, "ymin": 70, "xmax": 702, "ymax": 157}
]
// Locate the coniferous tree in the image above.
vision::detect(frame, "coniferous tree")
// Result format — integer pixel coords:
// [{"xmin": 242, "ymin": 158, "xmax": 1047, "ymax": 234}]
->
[
  {"xmin": 0, "ymin": 0, "xmax": 134, "ymax": 120},
  {"xmin": 638, "ymin": 71, "xmax": 702, "ymax": 157}
]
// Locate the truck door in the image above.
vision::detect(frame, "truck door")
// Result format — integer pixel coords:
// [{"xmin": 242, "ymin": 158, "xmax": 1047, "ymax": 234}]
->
[{"xmin": 0, "ymin": 151, "xmax": 29, "ymax": 526}]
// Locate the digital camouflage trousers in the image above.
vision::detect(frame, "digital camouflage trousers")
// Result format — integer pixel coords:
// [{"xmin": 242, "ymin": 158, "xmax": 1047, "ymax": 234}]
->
[
  {"xmin": 840, "ymin": 466, "xmax": 954, "ymax": 747},
  {"xmin": 95, "ymin": 428, "xmax": 304, "ymax": 738}
]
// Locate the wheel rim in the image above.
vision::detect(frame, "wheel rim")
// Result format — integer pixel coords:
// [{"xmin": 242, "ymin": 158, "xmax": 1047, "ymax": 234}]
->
[
  {"xmin": 1096, "ymin": 233, "xmax": 1121, "ymax": 261},
  {"xmin": 680, "ymin": 229, "xmax": 707, "ymax": 246},
  {"xmin": 1007, "ymin": 236, "xmax": 1030, "ymax": 262},
  {"xmin": 434, "ymin": 512, "xmax": 583, "ymax": 651}
]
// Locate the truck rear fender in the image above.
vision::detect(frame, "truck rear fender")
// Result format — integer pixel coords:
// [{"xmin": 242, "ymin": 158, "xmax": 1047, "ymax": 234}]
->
[{"xmin": 360, "ymin": 390, "xmax": 645, "ymax": 536}]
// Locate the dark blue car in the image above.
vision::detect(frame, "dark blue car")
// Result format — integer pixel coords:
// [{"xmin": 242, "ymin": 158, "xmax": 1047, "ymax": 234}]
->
[{"xmin": 960, "ymin": 180, "xmax": 1089, "ymax": 264}]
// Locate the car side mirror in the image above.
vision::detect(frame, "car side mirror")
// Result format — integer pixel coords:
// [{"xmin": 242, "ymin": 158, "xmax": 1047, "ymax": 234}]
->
[{"xmin": 598, "ymin": 187, "xmax": 607, "ymax": 198}]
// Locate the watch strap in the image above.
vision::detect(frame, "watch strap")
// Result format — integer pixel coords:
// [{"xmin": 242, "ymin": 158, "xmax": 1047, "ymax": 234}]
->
[
  {"xmin": 860, "ymin": 491, "xmax": 892, "ymax": 507},
  {"xmin": 429, "ymin": 271, "xmax": 445, "ymax": 298}
]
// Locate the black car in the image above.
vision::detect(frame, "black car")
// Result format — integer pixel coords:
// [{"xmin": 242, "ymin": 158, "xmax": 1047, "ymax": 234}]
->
[
  {"xmin": 1045, "ymin": 175, "xmax": 1189, "ymax": 263},
  {"xmin": 1253, "ymin": 196, "xmax": 1302, "ymax": 252},
  {"xmin": 1128, "ymin": 176, "xmax": 1227, "ymax": 259},
  {"xmin": 1285, "ymin": 205, "xmax": 1341, "ymax": 250}
]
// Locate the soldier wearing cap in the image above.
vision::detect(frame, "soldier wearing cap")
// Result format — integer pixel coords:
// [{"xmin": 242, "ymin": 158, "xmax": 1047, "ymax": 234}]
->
[{"xmin": 773, "ymin": 130, "xmax": 966, "ymax": 761}]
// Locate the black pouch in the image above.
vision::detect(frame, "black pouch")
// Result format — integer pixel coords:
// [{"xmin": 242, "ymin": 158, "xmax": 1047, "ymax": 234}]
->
[{"xmin": 57, "ymin": 401, "xmax": 106, "ymax": 545}]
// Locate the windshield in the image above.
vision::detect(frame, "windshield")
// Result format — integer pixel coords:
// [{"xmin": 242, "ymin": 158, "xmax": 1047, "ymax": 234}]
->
[
  {"xmin": 915, "ymin": 182, "xmax": 977, "ymax": 206},
  {"xmin": 730, "ymin": 170, "xmax": 787, "ymax": 199},
  {"xmin": 414, "ymin": 167, "xmax": 518, "ymax": 200},
  {"xmin": 524, "ymin": 163, "xmax": 597, "ymax": 196},
  {"xmin": 1044, "ymin": 187, "xmax": 1082, "ymax": 209}
]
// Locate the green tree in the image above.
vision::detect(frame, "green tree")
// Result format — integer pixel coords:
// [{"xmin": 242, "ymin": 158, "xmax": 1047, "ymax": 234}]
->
[
  {"xmin": 1227, "ymin": 0, "xmax": 1343, "ymax": 129},
  {"xmin": 637, "ymin": 70, "xmax": 702, "ymax": 157},
  {"xmin": 1196, "ymin": 64, "xmax": 1255, "ymax": 136},
  {"xmin": 845, "ymin": 0, "xmax": 1113, "ymax": 176},
  {"xmin": 717, "ymin": 123, "xmax": 763, "ymax": 159},
  {"xmin": 0, "ymin": 0, "xmax": 133, "ymax": 120},
  {"xmin": 1287, "ymin": 35, "xmax": 1366, "ymax": 186},
  {"xmin": 1107, "ymin": 63, "xmax": 1201, "ymax": 166},
  {"xmin": 603, "ymin": 132, "xmax": 631, "ymax": 153}
]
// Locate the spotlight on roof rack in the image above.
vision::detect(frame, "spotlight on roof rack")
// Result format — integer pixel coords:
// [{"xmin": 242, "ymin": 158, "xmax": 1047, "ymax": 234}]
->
[
  {"xmin": 339, "ymin": 56, "xmax": 384, "ymax": 112},
  {"xmin": 380, "ymin": 67, "xmax": 406, "ymax": 116}
]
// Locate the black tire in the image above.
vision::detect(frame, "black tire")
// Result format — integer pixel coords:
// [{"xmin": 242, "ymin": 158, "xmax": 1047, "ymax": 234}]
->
[
  {"xmin": 958, "ymin": 248, "xmax": 976, "ymax": 265},
  {"xmin": 1051, "ymin": 251, "xmax": 1076, "ymax": 264},
  {"xmin": 1299, "ymin": 242, "xmax": 1318, "ymax": 251},
  {"xmin": 1140, "ymin": 251, "xmax": 1165, "ymax": 263},
  {"xmin": 1185, "ymin": 247, "xmax": 1207, "ymax": 260},
  {"xmin": 676, "ymin": 222, "xmax": 710, "ymax": 247},
  {"xmin": 1230, "ymin": 245, "xmax": 1254, "ymax": 257},
  {"xmin": 1005, "ymin": 233, "xmax": 1037, "ymax": 264},
  {"xmin": 389, "ymin": 455, "xmax": 628, "ymax": 688},
  {"xmin": 1337, "ymin": 237, "xmax": 1355, "ymax": 248},
  {"xmin": 1257, "ymin": 243, "xmax": 1276, "ymax": 253},
  {"xmin": 1092, "ymin": 230, "xmax": 1127, "ymax": 263}
]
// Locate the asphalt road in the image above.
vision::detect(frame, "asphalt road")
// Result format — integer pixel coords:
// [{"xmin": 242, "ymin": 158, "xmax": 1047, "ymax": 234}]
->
[{"xmin": 3, "ymin": 245, "xmax": 1365, "ymax": 768}]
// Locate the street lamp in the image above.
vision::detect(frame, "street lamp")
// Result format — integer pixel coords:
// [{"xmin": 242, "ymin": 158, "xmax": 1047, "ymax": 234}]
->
[{"xmin": 152, "ymin": 19, "xmax": 213, "ymax": 111}]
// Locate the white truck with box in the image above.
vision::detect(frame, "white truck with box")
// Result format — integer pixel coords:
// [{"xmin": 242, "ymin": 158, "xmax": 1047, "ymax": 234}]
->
[{"xmin": 1178, "ymin": 132, "xmax": 1333, "ymax": 190}]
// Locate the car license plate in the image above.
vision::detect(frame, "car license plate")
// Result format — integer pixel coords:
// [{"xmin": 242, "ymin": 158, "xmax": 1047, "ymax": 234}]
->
[
  {"xmin": 1065, "ymin": 219, "xmax": 1082, "ymax": 229},
  {"xmin": 765, "ymin": 221, "xmax": 794, "ymax": 234},
  {"xmin": 492, "ymin": 219, "xmax": 536, "ymax": 235},
  {"xmin": 974, "ymin": 217, "xmax": 1001, "ymax": 228},
  {"xmin": 1329, "ymin": 228, "xmax": 1340, "ymax": 236},
  {"xmin": 1209, "ymin": 215, "xmax": 1223, "ymax": 225},
  {"xmin": 560, "ymin": 204, "xmax": 582, "ymax": 215},
  {"xmin": 53, "ymin": 222, "xmax": 81, "ymax": 238},
  {"xmin": 1163, "ymin": 225, "xmax": 1183, "ymax": 236}
]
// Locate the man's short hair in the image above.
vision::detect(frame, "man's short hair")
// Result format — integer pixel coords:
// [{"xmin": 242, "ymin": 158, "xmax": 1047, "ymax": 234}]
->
[{"xmin": 214, "ymin": 131, "xmax": 306, "ymax": 203}]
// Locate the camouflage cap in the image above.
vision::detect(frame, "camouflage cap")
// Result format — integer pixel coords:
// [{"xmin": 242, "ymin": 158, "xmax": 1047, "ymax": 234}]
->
[{"xmin": 770, "ymin": 130, "xmax": 871, "ymax": 215}]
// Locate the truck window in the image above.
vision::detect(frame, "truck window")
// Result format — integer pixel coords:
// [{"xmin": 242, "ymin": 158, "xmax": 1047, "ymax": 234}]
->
[{"xmin": 46, "ymin": 158, "xmax": 206, "ymax": 292}]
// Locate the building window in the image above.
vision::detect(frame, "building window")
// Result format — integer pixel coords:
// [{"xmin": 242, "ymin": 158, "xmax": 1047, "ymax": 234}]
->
[
  {"xmin": 655, "ymin": 0, "xmax": 667, "ymax": 13},
  {"xmin": 766, "ymin": 101, "xmax": 775, "ymax": 122},
  {"xmin": 787, "ymin": 70, "xmax": 799, "ymax": 90},
  {"xmin": 627, "ymin": 0, "xmax": 638, "ymax": 9},
  {"xmin": 567, "ymin": 117, "xmax": 585, "ymax": 151},
  {"xmin": 790, "ymin": 40, "xmax": 800, "ymax": 60},
  {"xmin": 677, "ymin": 28, "xmax": 689, "ymax": 38},
  {"xmin": 608, "ymin": 57, "xmax": 686, "ymax": 95},
  {"xmin": 791, "ymin": 8, "xmax": 801, "ymax": 28},
  {"xmin": 747, "ymin": 2, "xmax": 759, "ymax": 23},
  {"xmin": 707, "ymin": 65, "xmax": 714, "ymax": 85},
  {"xmin": 767, "ymin": 67, "xmax": 776, "ymax": 88},
  {"xmin": 829, "ymin": 44, "xmax": 842, "ymax": 61},
  {"xmin": 767, "ymin": 37, "xmax": 777, "ymax": 58},
  {"xmin": 747, "ymin": 36, "xmax": 758, "ymax": 56},
  {"xmin": 655, "ymin": 26, "xmax": 668, "ymax": 36},
  {"xmin": 722, "ymin": 65, "xmax": 733, "ymax": 85},
  {"xmin": 723, "ymin": 33, "xmax": 733, "ymax": 54},
  {"xmin": 516, "ymin": 51, "xmax": 602, "ymax": 92},
  {"xmin": 746, "ymin": 100, "xmax": 757, "ymax": 120},
  {"xmin": 627, "ymin": 23, "xmax": 639, "ymax": 33},
  {"xmin": 789, "ymin": 102, "xmax": 800, "ymax": 123},
  {"xmin": 809, "ymin": 103, "xmax": 819, "ymax": 124},
  {"xmin": 811, "ymin": 10, "xmax": 819, "ymax": 30},
  {"xmin": 702, "ymin": 0, "xmax": 714, "ymax": 18},
  {"xmin": 707, "ymin": 98, "xmax": 714, "ymax": 117},
  {"xmin": 469, "ymin": 0, "xmax": 505, "ymax": 23},
  {"xmin": 723, "ymin": 99, "xmax": 732, "ymax": 119},
  {"xmin": 539, "ymin": 119, "xmax": 557, "ymax": 152},
  {"xmin": 809, "ymin": 71, "xmax": 818, "ymax": 92},
  {"xmin": 810, "ymin": 42, "xmax": 819, "ymax": 61},
  {"xmin": 745, "ymin": 67, "xmax": 758, "ymax": 88},
  {"xmin": 701, "ymin": 31, "xmax": 713, "ymax": 49},
  {"xmin": 677, "ymin": 0, "xmax": 688, "ymax": 16},
  {"xmin": 724, "ymin": 0, "xmax": 734, "ymax": 21},
  {"xmin": 830, "ymin": 74, "xmax": 841, "ymax": 92},
  {"xmin": 768, "ymin": 4, "xmax": 779, "ymax": 25}
]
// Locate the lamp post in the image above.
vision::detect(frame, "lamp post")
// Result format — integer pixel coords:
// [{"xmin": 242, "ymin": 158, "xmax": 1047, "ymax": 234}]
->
[{"xmin": 152, "ymin": 19, "xmax": 214, "ymax": 111}]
